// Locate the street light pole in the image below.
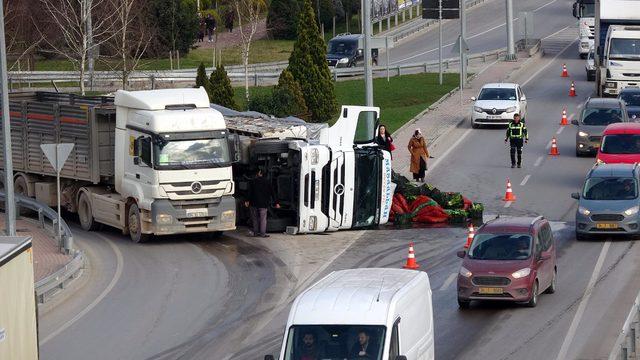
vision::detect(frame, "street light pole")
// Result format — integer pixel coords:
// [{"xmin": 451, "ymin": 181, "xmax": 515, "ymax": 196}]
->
[
  {"xmin": 363, "ymin": 0, "xmax": 374, "ymax": 106},
  {"xmin": 0, "ymin": 1, "xmax": 16, "ymax": 236},
  {"xmin": 461, "ymin": 0, "xmax": 467, "ymax": 86},
  {"xmin": 505, "ymin": 0, "xmax": 516, "ymax": 61},
  {"xmin": 438, "ymin": 0, "xmax": 443, "ymax": 85}
]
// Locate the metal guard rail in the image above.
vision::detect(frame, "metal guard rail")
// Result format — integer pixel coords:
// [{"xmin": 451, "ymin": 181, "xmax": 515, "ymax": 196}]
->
[{"xmin": 609, "ymin": 290, "xmax": 640, "ymax": 360}]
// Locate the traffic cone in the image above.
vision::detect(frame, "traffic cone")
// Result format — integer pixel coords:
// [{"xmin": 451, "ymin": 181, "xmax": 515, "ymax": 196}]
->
[
  {"xmin": 560, "ymin": 108, "xmax": 568, "ymax": 126},
  {"xmin": 569, "ymin": 82, "xmax": 576, "ymax": 97},
  {"xmin": 503, "ymin": 178, "xmax": 516, "ymax": 202},
  {"xmin": 549, "ymin": 137, "xmax": 560, "ymax": 156},
  {"xmin": 464, "ymin": 223, "xmax": 475, "ymax": 249},
  {"xmin": 403, "ymin": 242, "xmax": 420, "ymax": 270},
  {"xmin": 561, "ymin": 64, "xmax": 568, "ymax": 77}
]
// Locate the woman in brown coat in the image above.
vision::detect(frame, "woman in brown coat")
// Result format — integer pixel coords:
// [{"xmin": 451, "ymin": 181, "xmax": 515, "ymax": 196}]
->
[{"xmin": 408, "ymin": 128, "xmax": 429, "ymax": 182}]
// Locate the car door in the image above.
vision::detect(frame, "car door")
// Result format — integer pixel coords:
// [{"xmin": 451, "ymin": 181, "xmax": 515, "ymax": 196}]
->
[
  {"xmin": 533, "ymin": 228, "xmax": 549, "ymax": 290},
  {"xmin": 538, "ymin": 223, "xmax": 554, "ymax": 289}
]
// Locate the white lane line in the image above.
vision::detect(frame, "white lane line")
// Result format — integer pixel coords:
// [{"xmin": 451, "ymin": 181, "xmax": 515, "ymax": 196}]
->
[
  {"xmin": 577, "ymin": 103, "xmax": 583, "ymax": 109},
  {"xmin": 504, "ymin": 201, "xmax": 512, "ymax": 208},
  {"xmin": 556, "ymin": 127, "xmax": 565, "ymax": 135},
  {"xmin": 555, "ymin": 241, "xmax": 611, "ymax": 360},
  {"xmin": 534, "ymin": 156, "xmax": 544, "ymax": 167},
  {"xmin": 569, "ymin": 113, "xmax": 575, "ymax": 120},
  {"xmin": 428, "ymin": 128, "xmax": 473, "ymax": 173},
  {"xmin": 41, "ymin": 234, "xmax": 124, "ymax": 345},
  {"xmin": 521, "ymin": 31, "xmax": 577, "ymax": 87},
  {"xmin": 439, "ymin": 273, "xmax": 458, "ymax": 291},
  {"xmin": 520, "ymin": 174, "xmax": 531, "ymax": 186},
  {"xmin": 546, "ymin": 140, "xmax": 552, "ymax": 150}
]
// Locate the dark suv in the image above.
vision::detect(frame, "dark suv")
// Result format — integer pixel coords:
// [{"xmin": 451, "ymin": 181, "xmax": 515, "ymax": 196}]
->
[
  {"xmin": 326, "ymin": 34, "xmax": 378, "ymax": 68},
  {"xmin": 456, "ymin": 216, "xmax": 557, "ymax": 308},
  {"xmin": 573, "ymin": 97, "xmax": 629, "ymax": 156}
]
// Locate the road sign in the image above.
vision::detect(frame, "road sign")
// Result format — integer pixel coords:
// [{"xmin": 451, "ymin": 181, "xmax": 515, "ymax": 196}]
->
[
  {"xmin": 451, "ymin": 36, "xmax": 469, "ymax": 55},
  {"xmin": 422, "ymin": 9, "xmax": 459, "ymax": 19},
  {"xmin": 41, "ymin": 143, "xmax": 74, "ymax": 173},
  {"xmin": 424, "ymin": 0, "xmax": 459, "ymax": 8}
]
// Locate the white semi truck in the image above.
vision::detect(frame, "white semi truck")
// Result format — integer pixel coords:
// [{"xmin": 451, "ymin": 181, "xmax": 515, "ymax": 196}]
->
[
  {"xmin": 573, "ymin": 0, "xmax": 595, "ymax": 58},
  {"xmin": 0, "ymin": 89, "xmax": 237, "ymax": 242},
  {"xmin": 594, "ymin": 0, "xmax": 640, "ymax": 96}
]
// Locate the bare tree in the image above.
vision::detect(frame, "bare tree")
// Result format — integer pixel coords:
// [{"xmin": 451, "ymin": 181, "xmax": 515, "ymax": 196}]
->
[
  {"xmin": 234, "ymin": 0, "xmax": 266, "ymax": 102},
  {"xmin": 38, "ymin": 0, "xmax": 119, "ymax": 94},
  {"xmin": 4, "ymin": 0, "xmax": 44, "ymax": 71}
]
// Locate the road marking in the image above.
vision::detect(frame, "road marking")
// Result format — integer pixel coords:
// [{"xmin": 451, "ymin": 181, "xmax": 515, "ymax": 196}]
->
[
  {"xmin": 41, "ymin": 234, "xmax": 124, "ymax": 345},
  {"xmin": 504, "ymin": 201, "xmax": 512, "ymax": 208},
  {"xmin": 534, "ymin": 156, "xmax": 544, "ymax": 167},
  {"xmin": 577, "ymin": 103, "xmax": 583, "ymax": 109},
  {"xmin": 556, "ymin": 127, "xmax": 564, "ymax": 135},
  {"xmin": 520, "ymin": 174, "xmax": 531, "ymax": 186},
  {"xmin": 521, "ymin": 32, "xmax": 577, "ymax": 87},
  {"xmin": 555, "ymin": 241, "xmax": 611, "ymax": 360},
  {"xmin": 439, "ymin": 272, "xmax": 458, "ymax": 291},
  {"xmin": 428, "ymin": 128, "xmax": 473, "ymax": 173},
  {"xmin": 569, "ymin": 113, "xmax": 575, "ymax": 120},
  {"xmin": 546, "ymin": 140, "xmax": 552, "ymax": 150}
]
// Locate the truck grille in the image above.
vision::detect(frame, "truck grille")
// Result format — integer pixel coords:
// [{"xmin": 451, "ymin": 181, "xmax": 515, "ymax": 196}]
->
[
  {"xmin": 622, "ymin": 73, "xmax": 640, "ymax": 78},
  {"xmin": 161, "ymin": 181, "xmax": 228, "ymax": 200},
  {"xmin": 591, "ymin": 214, "xmax": 624, "ymax": 221},
  {"xmin": 472, "ymin": 276, "xmax": 511, "ymax": 286},
  {"xmin": 588, "ymin": 25, "xmax": 595, "ymax": 38}
]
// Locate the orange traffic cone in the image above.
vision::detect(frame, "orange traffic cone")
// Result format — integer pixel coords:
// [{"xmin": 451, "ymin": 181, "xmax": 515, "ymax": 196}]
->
[
  {"xmin": 569, "ymin": 82, "xmax": 576, "ymax": 97},
  {"xmin": 549, "ymin": 137, "xmax": 560, "ymax": 156},
  {"xmin": 560, "ymin": 108, "xmax": 568, "ymax": 125},
  {"xmin": 464, "ymin": 223, "xmax": 475, "ymax": 249},
  {"xmin": 561, "ymin": 64, "xmax": 568, "ymax": 77},
  {"xmin": 503, "ymin": 178, "xmax": 516, "ymax": 202},
  {"xmin": 403, "ymin": 242, "xmax": 420, "ymax": 270}
]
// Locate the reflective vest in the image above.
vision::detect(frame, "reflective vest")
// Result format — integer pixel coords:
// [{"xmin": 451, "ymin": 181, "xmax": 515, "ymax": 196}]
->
[{"xmin": 507, "ymin": 122, "xmax": 527, "ymax": 139}]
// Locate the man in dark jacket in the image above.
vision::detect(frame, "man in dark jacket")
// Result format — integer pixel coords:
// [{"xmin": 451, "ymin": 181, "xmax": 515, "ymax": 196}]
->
[
  {"xmin": 245, "ymin": 169, "xmax": 277, "ymax": 237},
  {"xmin": 205, "ymin": 14, "xmax": 216, "ymax": 42},
  {"xmin": 504, "ymin": 113, "xmax": 528, "ymax": 168}
]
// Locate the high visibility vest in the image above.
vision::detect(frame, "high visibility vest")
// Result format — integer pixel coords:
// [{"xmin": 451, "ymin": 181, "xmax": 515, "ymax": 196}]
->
[{"xmin": 507, "ymin": 122, "xmax": 526, "ymax": 139}]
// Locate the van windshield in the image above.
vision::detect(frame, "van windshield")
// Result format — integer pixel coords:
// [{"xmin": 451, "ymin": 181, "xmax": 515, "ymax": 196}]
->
[
  {"xmin": 468, "ymin": 234, "xmax": 532, "ymax": 260},
  {"xmin": 328, "ymin": 40, "xmax": 357, "ymax": 56},
  {"xmin": 583, "ymin": 177, "xmax": 638, "ymax": 200},
  {"xmin": 283, "ymin": 325, "xmax": 386, "ymax": 360},
  {"xmin": 601, "ymin": 134, "xmax": 640, "ymax": 154},
  {"xmin": 582, "ymin": 107, "xmax": 623, "ymax": 126}
]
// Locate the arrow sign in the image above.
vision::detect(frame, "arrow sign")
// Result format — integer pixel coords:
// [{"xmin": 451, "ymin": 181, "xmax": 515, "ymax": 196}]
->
[
  {"xmin": 451, "ymin": 36, "xmax": 469, "ymax": 55},
  {"xmin": 41, "ymin": 143, "xmax": 74, "ymax": 173}
]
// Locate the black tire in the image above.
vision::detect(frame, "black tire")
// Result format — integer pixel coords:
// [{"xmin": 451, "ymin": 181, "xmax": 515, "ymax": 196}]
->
[
  {"xmin": 576, "ymin": 148, "xmax": 585, "ymax": 157},
  {"xmin": 587, "ymin": 72, "xmax": 595, "ymax": 81},
  {"xmin": 266, "ymin": 216, "xmax": 293, "ymax": 233},
  {"xmin": 526, "ymin": 281, "xmax": 539, "ymax": 307},
  {"xmin": 253, "ymin": 140, "xmax": 290, "ymax": 155},
  {"xmin": 576, "ymin": 231, "xmax": 589, "ymax": 241},
  {"xmin": 458, "ymin": 298, "xmax": 470, "ymax": 309},
  {"xmin": 78, "ymin": 192, "xmax": 100, "ymax": 231},
  {"xmin": 14, "ymin": 176, "xmax": 32, "ymax": 215},
  {"xmin": 580, "ymin": 53, "xmax": 587, "ymax": 59},
  {"xmin": 472, "ymin": 121, "xmax": 480, "ymax": 129},
  {"xmin": 545, "ymin": 268, "xmax": 557, "ymax": 294},
  {"xmin": 128, "ymin": 203, "xmax": 151, "ymax": 243}
]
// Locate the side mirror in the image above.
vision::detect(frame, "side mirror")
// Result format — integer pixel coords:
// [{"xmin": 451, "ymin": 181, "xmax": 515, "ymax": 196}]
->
[
  {"xmin": 571, "ymin": 192, "xmax": 580, "ymax": 200},
  {"xmin": 470, "ymin": 96, "xmax": 476, "ymax": 101},
  {"xmin": 264, "ymin": 356, "xmax": 275, "ymax": 360},
  {"xmin": 395, "ymin": 356, "xmax": 408, "ymax": 360},
  {"xmin": 572, "ymin": 3, "xmax": 578, "ymax": 18},
  {"xmin": 571, "ymin": 119, "xmax": 579, "ymax": 126},
  {"xmin": 521, "ymin": 96, "xmax": 527, "ymax": 101},
  {"xmin": 456, "ymin": 250, "xmax": 466, "ymax": 258}
]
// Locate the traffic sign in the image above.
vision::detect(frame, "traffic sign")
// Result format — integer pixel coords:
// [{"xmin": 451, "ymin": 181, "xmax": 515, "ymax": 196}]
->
[
  {"xmin": 422, "ymin": 9, "xmax": 460, "ymax": 19},
  {"xmin": 423, "ymin": 0, "xmax": 459, "ymax": 8},
  {"xmin": 41, "ymin": 143, "xmax": 74, "ymax": 173},
  {"xmin": 451, "ymin": 36, "xmax": 469, "ymax": 55}
]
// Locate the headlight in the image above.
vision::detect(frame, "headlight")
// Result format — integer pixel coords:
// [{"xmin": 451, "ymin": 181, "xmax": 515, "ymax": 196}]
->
[
  {"xmin": 156, "ymin": 214, "xmax": 173, "ymax": 224},
  {"xmin": 606, "ymin": 82, "xmax": 617, "ymax": 88},
  {"xmin": 338, "ymin": 57, "xmax": 349, "ymax": 64},
  {"xmin": 459, "ymin": 266, "xmax": 472, "ymax": 278},
  {"xmin": 221, "ymin": 210, "xmax": 235, "ymax": 223},
  {"xmin": 624, "ymin": 206, "xmax": 639, "ymax": 216},
  {"xmin": 315, "ymin": 180, "xmax": 320, "ymax": 201},
  {"xmin": 512, "ymin": 268, "xmax": 531, "ymax": 279},
  {"xmin": 473, "ymin": 106, "xmax": 483, "ymax": 113},
  {"xmin": 308, "ymin": 215, "xmax": 317, "ymax": 231},
  {"xmin": 578, "ymin": 131, "xmax": 589, "ymax": 137},
  {"xmin": 310, "ymin": 148, "xmax": 319, "ymax": 165},
  {"xmin": 506, "ymin": 106, "xmax": 517, "ymax": 113},
  {"xmin": 578, "ymin": 206, "xmax": 591, "ymax": 216}
]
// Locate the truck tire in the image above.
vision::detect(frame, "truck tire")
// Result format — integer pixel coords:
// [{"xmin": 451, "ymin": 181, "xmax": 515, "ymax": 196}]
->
[
  {"xmin": 78, "ymin": 192, "xmax": 100, "ymax": 231},
  {"xmin": 14, "ymin": 176, "xmax": 28, "ymax": 196},
  {"xmin": 253, "ymin": 140, "xmax": 290, "ymax": 155},
  {"xmin": 128, "ymin": 203, "xmax": 151, "ymax": 243}
]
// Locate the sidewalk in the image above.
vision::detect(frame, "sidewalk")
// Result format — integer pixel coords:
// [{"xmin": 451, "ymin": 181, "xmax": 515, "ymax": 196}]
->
[
  {"xmin": 195, "ymin": 19, "xmax": 268, "ymax": 50},
  {"xmin": 391, "ymin": 50, "xmax": 538, "ymax": 177}
]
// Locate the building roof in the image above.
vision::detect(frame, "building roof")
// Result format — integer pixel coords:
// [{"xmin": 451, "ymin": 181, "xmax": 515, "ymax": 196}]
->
[
  {"xmin": 114, "ymin": 87, "xmax": 210, "ymax": 110},
  {"xmin": 0, "ymin": 236, "xmax": 32, "ymax": 267}
]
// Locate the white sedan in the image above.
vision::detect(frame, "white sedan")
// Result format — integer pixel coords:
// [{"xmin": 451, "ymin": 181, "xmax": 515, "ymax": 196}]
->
[{"xmin": 471, "ymin": 83, "xmax": 527, "ymax": 128}]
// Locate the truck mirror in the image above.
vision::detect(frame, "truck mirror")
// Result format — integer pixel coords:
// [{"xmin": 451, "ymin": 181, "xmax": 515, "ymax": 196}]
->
[{"xmin": 572, "ymin": 3, "xmax": 578, "ymax": 18}]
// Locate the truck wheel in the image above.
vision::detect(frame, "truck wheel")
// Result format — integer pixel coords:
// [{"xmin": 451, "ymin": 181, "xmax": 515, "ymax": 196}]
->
[
  {"xmin": 253, "ymin": 140, "xmax": 290, "ymax": 154},
  {"xmin": 78, "ymin": 192, "xmax": 99, "ymax": 231},
  {"xmin": 128, "ymin": 204, "xmax": 151, "ymax": 243},
  {"xmin": 14, "ymin": 176, "xmax": 28, "ymax": 196}
]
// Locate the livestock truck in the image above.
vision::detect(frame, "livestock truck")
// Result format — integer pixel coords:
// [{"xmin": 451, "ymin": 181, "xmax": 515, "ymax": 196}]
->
[
  {"xmin": 0, "ymin": 89, "xmax": 237, "ymax": 242},
  {"xmin": 573, "ymin": 0, "xmax": 596, "ymax": 58},
  {"xmin": 594, "ymin": 0, "xmax": 640, "ymax": 96}
]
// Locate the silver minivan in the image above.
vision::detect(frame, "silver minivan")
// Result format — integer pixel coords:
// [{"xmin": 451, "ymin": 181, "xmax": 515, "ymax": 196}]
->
[{"xmin": 573, "ymin": 98, "xmax": 628, "ymax": 156}]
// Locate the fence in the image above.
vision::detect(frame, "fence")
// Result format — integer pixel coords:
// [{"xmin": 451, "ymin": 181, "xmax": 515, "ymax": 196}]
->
[{"xmin": 609, "ymin": 291, "xmax": 640, "ymax": 360}]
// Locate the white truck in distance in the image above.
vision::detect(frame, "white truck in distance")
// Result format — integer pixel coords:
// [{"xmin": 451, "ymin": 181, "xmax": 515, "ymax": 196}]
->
[
  {"xmin": 594, "ymin": 0, "xmax": 640, "ymax": 96},
  {"xmin": 573, "ymin": 0, "xmax": 595, "ymax": 58},
  {"xmin": 0, "ymin": 89, "xmax": 236, "ymax": 242}
]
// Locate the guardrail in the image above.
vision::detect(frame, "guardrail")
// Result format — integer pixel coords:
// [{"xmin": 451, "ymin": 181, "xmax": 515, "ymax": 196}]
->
[{"xmin": 609, "ymin": 290, "xmax": 640, "ymax": 360}]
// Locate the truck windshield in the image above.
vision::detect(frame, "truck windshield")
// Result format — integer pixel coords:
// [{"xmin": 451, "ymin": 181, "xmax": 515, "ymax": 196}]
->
[
  {"xmin": 601, "ymin": 134, "xmax": 640, "ymax": 154},
  {"xmin": 478, "ymin": 88, "xmax": 516, "ymax": 100},
  {"xmin": 579, "ymin": 3, "xmax": 594, "ymax": 17},
  {"xmin": 581, "ymin": 108, "xmax": 623, "ymax": 125},
  {"xmin": 468, "ymin": 234, "xmax": 532, "ymax": 260},
  {"xmin": 153, "ymin": 138, "xmax": 230, "ymax": 169},
  {"xmin": 328, "ymin": 40, "xmax": 357, "ymax": 56},
  {"xmin": 583, "ymin": 177, "xmax": 638, "ymax": 200},
  {"xmin": 609, "ymin": 38, "xmax": 640, "ymax": 60},
  {"xmin": 283, "ymin": 325, "xmax": 386, "ymax": 360}
]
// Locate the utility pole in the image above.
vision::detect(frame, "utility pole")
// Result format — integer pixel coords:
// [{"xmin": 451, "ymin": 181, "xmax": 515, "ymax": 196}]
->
[
  {"xmin": 505, "ymin": 0, "xmax": 516, "ymax": 60},
  {"xmin": 0, "ymin": 0, "xmax": 16, "ymax": 236},
  {"xmin": 460, "ymin": 0, "xmax": 467, "ymax": 86},
  {"xmin": 86, "ymin": 0, "xmax": 95, "ymax": 91},
  {"xmin": 363, "ymin": 0, "xmax": 373, "ymax": 106},
  {"xmin": 438, "ymin": 0, "xmax": 443, "ymax": 85}
]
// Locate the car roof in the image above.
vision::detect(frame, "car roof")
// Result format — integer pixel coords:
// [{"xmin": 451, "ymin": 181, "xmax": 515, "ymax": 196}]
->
[
  {"xmin": 589, "ymin": 163, "xmax": 638, "ymax": 177},
  {"xmin": 585, "ymin": 97, "xmax": 624, "ymax": 108},
  {"xmin": 478, "ymin": 216, "xmax": 543, "ymax": 234},
  {"xmin": 330, "ymin": 34, "xmax": 360, "ymax": 41},
  {"xmin": 481, "ymin": 83, "xmax": 518, "ymax": 89},
  {"xmin": 603, "ymin": 122, "xmax": 640, "ymax": 134}
]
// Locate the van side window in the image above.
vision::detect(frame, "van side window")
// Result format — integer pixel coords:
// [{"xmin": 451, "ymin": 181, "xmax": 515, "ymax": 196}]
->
[
  {"xmin": 388, "ymin": 319, "xmax": 400, "ymax": 359},
  {"xmin": 539, "ymin": 223, "xmax": 552, "ymax": 251}
]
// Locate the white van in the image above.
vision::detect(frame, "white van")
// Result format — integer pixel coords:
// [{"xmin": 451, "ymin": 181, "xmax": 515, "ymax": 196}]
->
[{"xmin": 265, "ymin": 268, "xmax": 434, "ymax": 360}]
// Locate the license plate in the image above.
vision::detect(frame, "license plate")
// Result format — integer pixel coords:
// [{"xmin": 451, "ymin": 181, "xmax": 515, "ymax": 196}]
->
[
  {"xmin": 479, "ymin": 287, "xmax": 503, "ymax": 295},
  {"xmin": 186, "ymin": 209, "xmax": 207, "ymax": 218},
  {"xmin": 487, "ymin": 115, "xmax": 502, "ymax": 119},
  {"xmin": 596, "ymin": 223, "xmax": 617, "ymax": 229}
]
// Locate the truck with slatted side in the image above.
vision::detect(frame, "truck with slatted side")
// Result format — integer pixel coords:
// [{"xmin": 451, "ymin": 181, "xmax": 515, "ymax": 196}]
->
[{"xmin": 0, "ymin": 89, "xmax": 237, "ymax": 242}]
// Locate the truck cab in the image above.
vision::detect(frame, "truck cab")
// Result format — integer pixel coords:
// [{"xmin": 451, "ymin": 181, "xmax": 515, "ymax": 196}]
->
[
  {"xmin": 573, "ymin": 0, "xmax": 595, "ymax": 58},
  {"xmin": 602, "ymin": 25, "xmax": 640, "ymax": 96}
]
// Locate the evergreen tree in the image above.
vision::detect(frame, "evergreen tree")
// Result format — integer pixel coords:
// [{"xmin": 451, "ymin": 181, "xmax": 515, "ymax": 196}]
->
[
  {"xmin": 209, "ymin": 64, "xmax": 238, "ymax": 110},
  {"xmin": 150, "ymin": 0, "xmax": 199, "ymax": 54},
  {"xmin": 273, "ymin": 69, "xmax": 308, "ymax": 118},
  {"xmin": 195, "ymin": 63, "xmax": 211, "ymax": 96},
  {"xmin": 287, "ymin": 0, "xmax": 337, "ymax": 123},
  {"xmin": 266, "ymin": 0, "xmax": 300, "ymax": 39}
]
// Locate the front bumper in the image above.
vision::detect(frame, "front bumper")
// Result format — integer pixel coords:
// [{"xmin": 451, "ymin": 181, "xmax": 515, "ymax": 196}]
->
[
  {"xmin": 471, "ymin": 110, "xmax": 518, "ymax": 125},
  {"xmin": 576, "ymin": 136, "xmax": 601, "ymax": 153},
  {"xmin": 457, "ymin": 274, "xmax": 534, "ymax": 302},
  {"xmin": 603, "ymin": 79, "xmax": 640, "ymax": 96},
  {"xmin": 578, "ymin": 39, "xmax": 593, "ymax": 54},
  {"xmin": 575, "ymin": 212, "xmax": 640, "ymax": 236},
  {"xmin": 150, "ymin": 195, "xmax": 236, "ymax": 235}
]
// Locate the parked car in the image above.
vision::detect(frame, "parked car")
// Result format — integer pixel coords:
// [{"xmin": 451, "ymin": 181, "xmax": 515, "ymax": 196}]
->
[
  {"xmin": 571, "ymin": 163, "xmax": 640, "ymax": 240},
  {"xmin": 618, "ymin": 86, "xmax": 640, "ymax": 120},
  {"xmin": 585, "ymin": 47, "xmax": 596, "ymax": 81},
  {"xmin": 471, "ymin": 83, "xmax": 527, "ymax": 128},
  {"xmin": 573, "ymin": 97, "xmax": 629, "ymax": 156},
  {"xmin": 456, "ymin": 216, "xmax": 557, "ymax": 309},
  {"xmin": 326, "ymin": 33, "xmax": 379, "ymax": 68},
  {"xmin": 597, "ymin": 123, "xmax": 640, "ymax": 164}
]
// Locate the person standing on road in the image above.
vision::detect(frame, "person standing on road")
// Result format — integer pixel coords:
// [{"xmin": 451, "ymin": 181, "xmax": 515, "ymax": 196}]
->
[
  {"xmin": 245, "ymin": 168, "xmax": 278, "ymax": 237},
  {"xmin": 205, "ymin": 14, "xmax": 217, "ymax": 42},
  {"xmin": 408, "ymin": 128, "xmax": 429, "ymax": 182},
  {"xmin": 375, "ymin": 124, "xmax": 394, "ymax": 157},
  {"xmin": 505, "ymin": 113, "xmax": 528, "ymax": 168}
]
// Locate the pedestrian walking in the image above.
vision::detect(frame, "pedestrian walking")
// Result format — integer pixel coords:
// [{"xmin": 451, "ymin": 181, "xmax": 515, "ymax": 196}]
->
[
  {"xmin": 197, "ymin": 17, "xmax": 206, "ymax": 42},
  {"xmin": 244, "ymin": 168, "xmax": 279, "ymax": 237},
  {"xmin": 225, "ymin": 9, "xmax": 234, "ymax": 33},
  {"xmin": 408, "ymin": 129, "xmax": 429, "ymax": 182},
  {"xmin": 205, "ymin": 14, "xmax": 217, "ymax": 42},
  {"xmin": 504, "ymin": 113, "xmax": 528, "ymax": 168},
  {"xmin": 375, "ymin": 124, "xmax": 395, "ymax": 157}
]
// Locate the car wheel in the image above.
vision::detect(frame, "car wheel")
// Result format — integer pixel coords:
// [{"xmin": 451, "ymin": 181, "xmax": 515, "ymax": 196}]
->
[
  {"xmin": 472, "ymin": 121, "xmax": 480, "ymax": 129},
  {"xmin": 575, "ymin": 231, "xmax": 589, "ymax": 241},
  {"xmin": 526, "ymin": 281, "xmax": 538, "ymax": 307},
  {"xmin": 458, "ymin": 298, "xmax": 470, "ymax": 309},
  {"xmin": 587, "ymin": 72, "xmax": 595, "ymax": 81},
  {"xmin": 545, "ymin": 268, "xmax": 557, "ymax": 294},
  {"xmin": 576, "ymin": 148, "xmax": 584, "ymax": 157}
]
